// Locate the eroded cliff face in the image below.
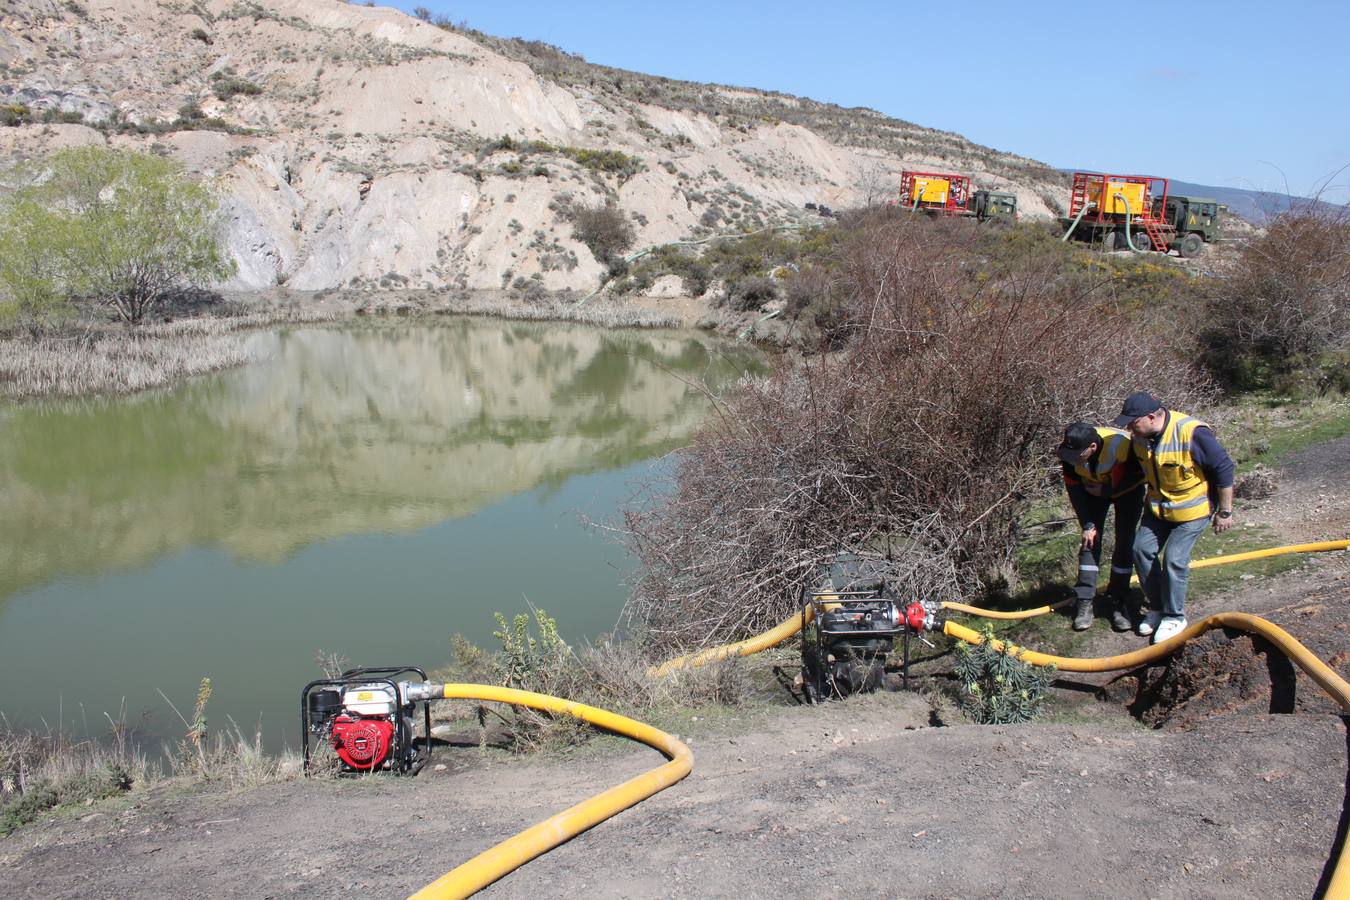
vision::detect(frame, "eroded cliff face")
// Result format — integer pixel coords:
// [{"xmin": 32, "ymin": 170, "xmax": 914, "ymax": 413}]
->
[{"xmin": 0, "ymin": 0, "xmax": 1068, "ymax": 293}]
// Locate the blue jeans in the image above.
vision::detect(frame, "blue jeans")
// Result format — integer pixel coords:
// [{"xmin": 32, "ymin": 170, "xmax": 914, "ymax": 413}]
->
[{"xmin": 1133, "ymin": 512, "xmax": 1209, "ymax": 618}]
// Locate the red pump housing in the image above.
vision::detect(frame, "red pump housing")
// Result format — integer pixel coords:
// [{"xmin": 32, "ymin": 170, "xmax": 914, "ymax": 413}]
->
[{"xmin": 331, "ymin": 714, "xmax": 394, "ymax": 770}]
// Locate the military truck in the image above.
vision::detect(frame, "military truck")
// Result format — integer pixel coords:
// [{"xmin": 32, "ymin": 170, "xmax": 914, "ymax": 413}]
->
[
  {"xmin": 1155, "ymin": 195, "xmax": 1223, "ymax": 258},
  {"xmin": 1060, "ymin": 172, "xmax": 1222, "ymax": 257},
  {"xmin": 972, "ymin": 189, "xmax": 1017, "ymax": 223}
]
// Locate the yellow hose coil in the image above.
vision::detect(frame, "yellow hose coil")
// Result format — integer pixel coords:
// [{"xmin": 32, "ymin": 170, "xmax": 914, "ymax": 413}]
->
[
  {"xmin": 410, "ymin": 684, "xmax": 693, "ymax": 900},
  {"xmin": 943, "ymin": 614, "xmax": 1350, "ymax": 898}
]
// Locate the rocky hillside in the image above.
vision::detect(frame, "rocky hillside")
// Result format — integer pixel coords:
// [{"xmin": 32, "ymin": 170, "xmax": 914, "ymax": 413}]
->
[{"xmin": 0, "ymin": 0, "xmax": 1070, "ymax": 293}]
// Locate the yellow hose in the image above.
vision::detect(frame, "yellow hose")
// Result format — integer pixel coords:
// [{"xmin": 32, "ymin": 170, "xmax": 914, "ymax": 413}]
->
[
  {"xmin": 940, "ymin": 600, "xmax": 1069, "ymax": 620},
  {"xmin": 652, "ymin": 540, "xmax": 1350, "ymax": 670},
  {"xmin": 408, "ymin": 537, "xmax": 1349, "ymax": 895},
  {"xmin": 648, "ymin": 606, "xmax": 816, "ymax": 677},
  {"xmin": 947, "ymin": 539, "xmax": 1350, "ymax": 621},
  {"xmin": 943, "ymin": 614, "xmax": 1350, "ymax": 897},
  {"xmin": 1184, "ymin": 539, "xmax": 1349, "ymax": 570},
  {"xmin": 410, "ymin": 684, "xmax": 692, "ymax": 900}
]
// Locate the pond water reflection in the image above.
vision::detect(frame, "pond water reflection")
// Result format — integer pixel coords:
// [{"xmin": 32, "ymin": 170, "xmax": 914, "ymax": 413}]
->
[{"xmin": 0, "ymin": 318, "xmax": 761, "ymax": 748}]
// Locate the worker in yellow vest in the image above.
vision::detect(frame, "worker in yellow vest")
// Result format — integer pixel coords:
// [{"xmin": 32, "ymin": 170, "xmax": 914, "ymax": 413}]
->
[
  {"xmin": 1059, "ymin": 422, "xmax": 1146, "ymax": 631},
  {"xmin": 1115, "ymin": 392, "xmax": 1235, "ymax": 644}
]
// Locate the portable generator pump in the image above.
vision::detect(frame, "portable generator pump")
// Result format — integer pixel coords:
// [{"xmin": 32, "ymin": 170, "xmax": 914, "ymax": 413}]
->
[
  {"xmin": 799, "ymin": 556, "xmax": 941, "ymax": 703},
  {"xmin": 301, "ymin": 666, "xmax": 432, "ymax": 774}
]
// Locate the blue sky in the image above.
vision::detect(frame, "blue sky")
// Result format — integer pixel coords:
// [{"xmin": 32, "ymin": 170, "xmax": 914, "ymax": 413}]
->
[{"xmin": 388, "ymin": 1, "xmax": 1349, "ymax": 201}]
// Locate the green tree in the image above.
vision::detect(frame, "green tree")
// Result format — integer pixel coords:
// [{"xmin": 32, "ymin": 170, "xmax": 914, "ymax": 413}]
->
[
  {"xmin": 0, "ymin": 146, "xmax": 235, "ymax": 327},
  {"xmin": 0, "ymin": 194, "xmax": 69, "ymax": 335}
]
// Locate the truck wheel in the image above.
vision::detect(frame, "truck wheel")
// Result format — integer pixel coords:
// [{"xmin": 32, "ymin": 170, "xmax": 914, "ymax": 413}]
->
[
  {"xmin": 1178, "ymin": 233, "xmax": 1203, "ymax": 258},
  {"xmin": 1131, "ymin": 230, "xmax": 1152, "ymax": 252},
  {"xmin": 1101, "ymin": 230, "xmax": 1119, "ymax": 252}
]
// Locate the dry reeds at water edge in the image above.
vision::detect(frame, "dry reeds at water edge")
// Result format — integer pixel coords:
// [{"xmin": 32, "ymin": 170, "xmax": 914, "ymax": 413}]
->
[
  {"xmin": 0, "ymin": 680, "xmax": 303, "ymax": 834},
  {"xmin": 0, "ymin": 311, "xmax": 338, "ymax": 400}
]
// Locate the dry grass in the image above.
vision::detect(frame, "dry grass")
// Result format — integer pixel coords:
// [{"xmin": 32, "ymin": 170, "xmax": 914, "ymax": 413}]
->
[
  {"xmin": 0, "ymin": 687, "xmax": 302, "ymax": 835},
  {"xmin": 0, "ymin": 310, "xmax": 338, "ymax": 400}
]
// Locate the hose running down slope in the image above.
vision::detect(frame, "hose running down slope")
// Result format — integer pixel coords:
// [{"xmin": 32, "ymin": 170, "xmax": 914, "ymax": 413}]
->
[
  {"xmin": 648, "ymin": 537, "xmax": 1350, "ymax": 898},
  {"xmin": 414, "ymin": 539, "xmax": 1347, "ymax": 897},
  {"xmin": 410, "ymin": 685, "xmax": 692, "ymax": 900}
]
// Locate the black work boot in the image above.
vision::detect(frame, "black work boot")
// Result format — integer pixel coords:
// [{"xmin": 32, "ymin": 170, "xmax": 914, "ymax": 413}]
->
[
  {"xmin": 1108, "ymin": 598, "xmax": 1133, "ymax": 632},
  {"xmin": 1112, "ymin": 591, "xmax": 1134, "ymax": 634},
  {"xmin": 1072, "ymin": 596, "xmax": 1094, "ymax": 631}
]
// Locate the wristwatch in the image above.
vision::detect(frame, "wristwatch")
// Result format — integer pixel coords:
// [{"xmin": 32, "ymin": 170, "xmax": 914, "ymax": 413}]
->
[{"xmin": 1217, "ymin": 509, "xmax": 1233, "ymax": 519}]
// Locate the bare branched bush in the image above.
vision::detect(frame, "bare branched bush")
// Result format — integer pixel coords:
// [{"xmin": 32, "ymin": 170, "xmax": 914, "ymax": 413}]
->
[
  {"xmin": 727, "ymin": 274, "xmax": 778, "ymax": 312},
  {"xmin": 569, "ymin": 201, "xmax": 635, "ymax": 265},
  {"xmin": 1205, "ymin": 206, "xmax": 1350, "ymax": 394},
  {"xmin": 624, "ymin": 217, "xmax": 1199, "ymax": 649}
]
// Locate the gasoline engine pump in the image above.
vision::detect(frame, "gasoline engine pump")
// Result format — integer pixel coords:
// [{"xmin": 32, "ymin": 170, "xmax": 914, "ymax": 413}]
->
[
  {"xmin": 301, "ymin": 666, "xmax": 433, "ymax": 774},
  {"xmin": 799, "ymin": 586, "xmax": 941, "ymax": 704}
]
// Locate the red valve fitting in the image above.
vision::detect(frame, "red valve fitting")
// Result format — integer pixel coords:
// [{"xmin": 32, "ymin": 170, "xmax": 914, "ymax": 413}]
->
[{"xmin": 904, "ymin": 601, "xmax": 929, "ymax": 632}]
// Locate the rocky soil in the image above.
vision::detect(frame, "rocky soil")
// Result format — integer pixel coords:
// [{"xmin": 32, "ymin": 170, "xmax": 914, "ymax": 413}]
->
[{"xmin": 4, "ymin": 437, "xmax": 1350, "ymax": 897}]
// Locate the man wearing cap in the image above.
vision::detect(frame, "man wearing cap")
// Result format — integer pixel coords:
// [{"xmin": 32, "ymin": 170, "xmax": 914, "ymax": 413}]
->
[
  {"xmin": 1115, "ymin": 392, "xmax": 1236, "ymax": 644},
  {"xmin": 1059, "ymin": 422, "xmax": 1146, "ymax": 631}
]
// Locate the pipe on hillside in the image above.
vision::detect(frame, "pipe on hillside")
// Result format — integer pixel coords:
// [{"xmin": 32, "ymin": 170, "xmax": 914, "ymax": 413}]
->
[
  {"xmin": 944, "ymin": 539, "xmax": 1350, "ymax": 621},
  {"xmin": 407, "ymin": 684, "xmax": 692, "ymax": 900}
]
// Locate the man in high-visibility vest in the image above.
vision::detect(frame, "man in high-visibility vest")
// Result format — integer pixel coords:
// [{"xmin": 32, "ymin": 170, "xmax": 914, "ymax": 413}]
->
[
  {"xmin": 1058, "ymin": 422, "xmax": 1146, "ymax": 631},
  {"xmin": 1115, "ymin": 392, "xmax": 1235, "ymax": 644}
]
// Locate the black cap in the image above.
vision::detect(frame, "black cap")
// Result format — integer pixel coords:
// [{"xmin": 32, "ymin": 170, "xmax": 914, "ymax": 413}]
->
[
  {"xmin": 1057, "ymin": 422, "xmax": 1097, "ymax": 464},
  {"xmin": 1113, "ymin": 391, "xmax": 1162, "ymax": 428}
]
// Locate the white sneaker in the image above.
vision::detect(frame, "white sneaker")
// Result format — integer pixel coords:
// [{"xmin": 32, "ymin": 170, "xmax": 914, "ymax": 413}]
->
[
  {"xmin": 1137, "ymin": 610, "xmax": 1162, "ymax": 637},
  {"xmin": 1152, "ymin": 617, "xmax": 1189, "ymax": 644}
]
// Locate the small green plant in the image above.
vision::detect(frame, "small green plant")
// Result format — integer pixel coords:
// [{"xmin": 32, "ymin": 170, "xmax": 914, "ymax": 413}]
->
[
  {"xmin": 1, "ymin": 103, "xmax": 31, "ymax": 126},
  {"xmin": 212, "ymin": 76, "xmax": 263, "ymax": 101},
  {"xmin": 952, "ymin": 623, "xmax": 1056, "ymax": 724},
  {"xmin": 484, "ymin": 609, "xmax": 589, "ymax": 751},
  {"xmin": 493, "ymin": 609, "xmax": 576, "ymax": 694}
]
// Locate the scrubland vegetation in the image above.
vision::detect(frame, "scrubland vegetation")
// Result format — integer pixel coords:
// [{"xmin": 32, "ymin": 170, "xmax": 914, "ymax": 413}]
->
[{"xmin": 615, "ymin": 203, "xmax": 1347, "ymax": 656}]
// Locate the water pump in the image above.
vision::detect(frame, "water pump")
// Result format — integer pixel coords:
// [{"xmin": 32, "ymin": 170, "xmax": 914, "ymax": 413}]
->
[
  {"xmin": 798, "ymin": 556, "xmax": 942, "ymax": 703},
  {"xmin": 301, "ymin": 666, "xmax": 432, "ymax": 774}
]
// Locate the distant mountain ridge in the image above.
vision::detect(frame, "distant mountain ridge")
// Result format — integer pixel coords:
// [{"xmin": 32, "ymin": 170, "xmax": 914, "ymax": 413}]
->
[{"xmin": 1165, "ymin": 179, "xmax": 1343, "ymax": 224}]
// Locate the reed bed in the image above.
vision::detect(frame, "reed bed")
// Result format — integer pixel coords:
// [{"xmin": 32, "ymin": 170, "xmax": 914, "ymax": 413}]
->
[{"xmin": 0, "ymin": 310, "xmax": 339, "ymax": 401}]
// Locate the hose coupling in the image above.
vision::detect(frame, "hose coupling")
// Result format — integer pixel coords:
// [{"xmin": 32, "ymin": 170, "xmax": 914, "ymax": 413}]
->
[
  {"xmin": 904, "ymin": 599, "xmax": 943, "ymax": 633},
  {"xmin": 402, "ymin": 681, "xmax": 443, "ymax": 703}
]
